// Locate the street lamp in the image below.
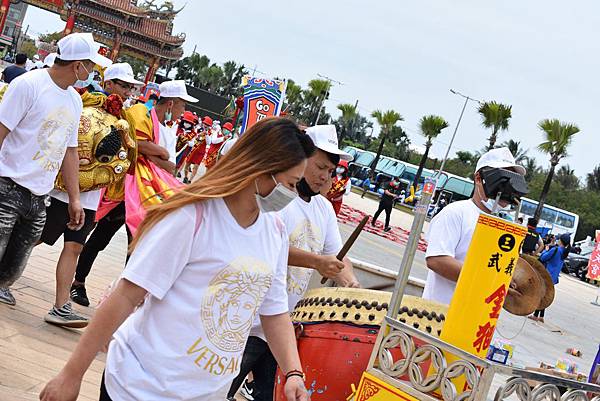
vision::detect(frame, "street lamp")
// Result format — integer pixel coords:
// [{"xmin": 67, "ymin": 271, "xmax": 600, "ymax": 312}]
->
[
  {"xmin": 436, "ymin": 89, "xmax": 480, "ymax": 177},
  {"xmin": 431, "ymin": 89, "xmax": 480, "ymax": 211}
]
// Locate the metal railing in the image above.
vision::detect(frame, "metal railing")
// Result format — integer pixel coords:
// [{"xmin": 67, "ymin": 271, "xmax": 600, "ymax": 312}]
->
[{"xmin": 366, "ymin": 316, "xmax": 600, "ymax": 401}]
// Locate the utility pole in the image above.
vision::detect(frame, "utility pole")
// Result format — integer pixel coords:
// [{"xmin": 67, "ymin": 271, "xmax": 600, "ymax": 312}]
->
[
  {"xmin": 314, "ymin": 73, "xmax": 343, "ymax": 125},
  {"xmin": 432, "ymin": 89, "xmax": 480, "ymax": 210}
]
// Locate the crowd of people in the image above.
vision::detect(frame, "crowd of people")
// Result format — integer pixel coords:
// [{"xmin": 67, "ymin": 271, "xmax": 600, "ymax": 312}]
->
[{"xmin": 0, "ymin": 32, "xmax": 363, "ymax": 401}]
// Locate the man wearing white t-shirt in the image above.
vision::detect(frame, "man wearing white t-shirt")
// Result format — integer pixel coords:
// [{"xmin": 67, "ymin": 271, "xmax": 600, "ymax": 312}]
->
[
  {"xmin": 423, "ymin": 147, "xmax": 526, "ymax": 305},
  {"xmin": 228, "ymin": 125, "xmax": 360, "ymax": 401},
  {"xmin": 0, "ymin": 33, "xmax": 111, "ymax": 307}
]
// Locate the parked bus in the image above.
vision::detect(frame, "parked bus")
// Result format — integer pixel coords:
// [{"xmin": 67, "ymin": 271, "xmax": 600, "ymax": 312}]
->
[{"xmin": 518, "ymin": 197, "xmax": 579, "ymax": 238}]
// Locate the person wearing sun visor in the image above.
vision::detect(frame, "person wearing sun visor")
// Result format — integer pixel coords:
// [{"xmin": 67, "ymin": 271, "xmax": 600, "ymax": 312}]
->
[{"xmin": 423, "ymin": 147, "xmax": 528, "ymax": 305}]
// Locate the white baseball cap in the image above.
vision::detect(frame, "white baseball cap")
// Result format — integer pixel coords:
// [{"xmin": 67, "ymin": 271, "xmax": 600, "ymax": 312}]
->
[
  {"xmin": 104, "ymin": 63, "xmax": 143, "ymax": 85},
  {"xmin": 158, "ymin": 80, "xmax": 198, "ymax": 103},
  {"xmin": 57, "ymin": 32, "xmax": 112, "ymax": 68},
  {"xmin": 475, "ymin": 147, "xmax": 526, "ymax": 176},
  {"xmin": 305, "ymin": 125, "xmax": 353, "ymax": 161},
  {"xmin": 43, "ymin": 52, "xmax": 57, "ymax": 67}
]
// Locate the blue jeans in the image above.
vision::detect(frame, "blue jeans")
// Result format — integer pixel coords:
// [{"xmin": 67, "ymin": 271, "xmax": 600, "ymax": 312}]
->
[{"xmin": 0, "ymin": 177, "xmax": 46, "ymax": 287}]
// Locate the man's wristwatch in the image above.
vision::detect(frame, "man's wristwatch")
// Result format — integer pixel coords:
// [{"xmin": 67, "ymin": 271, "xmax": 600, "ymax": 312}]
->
[{"xmin": 285, "ymin": 369, "xmax": 305, "ymax": 381}]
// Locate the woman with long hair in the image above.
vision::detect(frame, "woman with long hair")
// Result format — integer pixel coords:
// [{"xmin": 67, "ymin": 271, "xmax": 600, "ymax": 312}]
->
[{"xmin": 40, "ymin": 118, "xmax": 315, "ymax": 401}]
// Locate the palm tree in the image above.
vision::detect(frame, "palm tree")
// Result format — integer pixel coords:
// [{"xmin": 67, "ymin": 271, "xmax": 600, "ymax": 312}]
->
[
  {"xmin": 534, "ymin": 119, "xmax": 580, "ymax": 220},
  {"xmin": 586, "ymin": 165, "xmax": 600, "ymax": 192},
  {"xmin": 305, "ymin": 79, "xmax": 331, "ymax": 124},
  {"xmin": 413, "ymin": 115, "xmax": 449, "ymax": 189},
  {"xmin": 369, "ymin": 109, "xmax": 403, "ymax": 177},
  {"xmin": 336, "ymin": 103, "xmax": 358, "ymax": 144},
  {"xmin": 455, "ymin": 150, "xmax": 477, "ymax": 166},
  {"xmin": 500, "ymin": 139, "xmax": 528, "ymax": 165},
  {"xmin": 219, "ymin": 61, "xmax": 246, "ymax": 97},
  {"xmin": 283, "ymin": 79, "xmax": 304, "ymax": 118},
  {"xmin": 523, "ymin": 156, "xmax": 541, "ymax": 183},
  {"xmin": 555, "ymin": 165, "xmax": 579, "ymax": 190},
  {"xmin": 478, "ymin": 101, "xmax": 512, "ymax": 150}
]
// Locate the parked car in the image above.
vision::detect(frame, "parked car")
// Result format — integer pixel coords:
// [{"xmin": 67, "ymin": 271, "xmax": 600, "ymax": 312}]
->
[{"xmin": 562, "ymin": 248, "xmax": 595, "ymax": 282}]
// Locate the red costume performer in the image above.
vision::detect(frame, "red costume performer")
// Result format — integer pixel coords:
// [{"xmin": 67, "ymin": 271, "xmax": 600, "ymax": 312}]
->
[
  {"xmin": 326, "ymin": 160, "xmax": 351, "ymax": 216},
  {"xmin": 175, "ymin": 111, "xmax": 199, "ymax": 170},
  {"xmin": 204, "ymin": 120, "xmax": 229, "ymax": 170},
  {"xmin": 186, "ymin": 116, "xmax": 212, "ymax": 167}
]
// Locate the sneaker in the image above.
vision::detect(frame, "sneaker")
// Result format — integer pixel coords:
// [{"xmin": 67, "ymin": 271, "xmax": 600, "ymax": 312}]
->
[
  {"xmin": 240, "ymin": 379, "xmax": 255, "ymax": 401},
  {"xmin": 384, "ymin": 226, "xmax": 392, "ymax": 232},
  {"xmin": 44, "ymin": 302, "xmax": 88, "ymax": 329},
  {"xmin": 70, "ymin": 284, "xmax": 90, "ymax": 307},
  {"xmin": 0, "ymin": 287, "xmax": 16, "ymax": 306}
]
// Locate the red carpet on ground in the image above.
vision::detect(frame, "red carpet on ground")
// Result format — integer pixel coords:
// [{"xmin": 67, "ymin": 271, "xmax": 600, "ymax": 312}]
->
[{"xmin": 337, "ymin": 204, "xmax": 428, "ymax": 252}]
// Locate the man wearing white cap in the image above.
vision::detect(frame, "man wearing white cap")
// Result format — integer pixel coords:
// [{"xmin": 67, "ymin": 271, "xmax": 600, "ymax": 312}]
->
[
  {"xmin": 103, "ymin": 62, "xmax": 143, "ymax": 101},
  {"xmin": 0, "ymin": 32, "xmax": 111, "ymax": 306},
  {"xmin": 423, "ymin": 147, "xmax": 527, "ymax": 305},
  {"xmin": 228, "ymin": 124, "xmax": 360, "ymax": 401}
]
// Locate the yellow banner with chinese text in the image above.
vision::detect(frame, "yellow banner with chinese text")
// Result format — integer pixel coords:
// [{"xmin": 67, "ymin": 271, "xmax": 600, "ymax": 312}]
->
[
  {"xmin": 439, "ymin": 213, "xmax": 526, "ymax": 391},
  {"xmin": 352, "ymin": 372, "xmax": 421, "ymax": 401}
]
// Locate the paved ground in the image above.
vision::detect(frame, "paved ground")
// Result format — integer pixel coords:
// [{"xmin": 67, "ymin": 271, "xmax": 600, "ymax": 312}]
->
[{"xmin": 0, "ymin": 192, "xmax": 598, "ymax": 400}]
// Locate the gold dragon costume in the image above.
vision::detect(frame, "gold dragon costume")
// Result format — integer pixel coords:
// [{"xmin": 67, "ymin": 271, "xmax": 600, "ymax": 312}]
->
[
  {"xmin": 54, "ymin": 91, "xmax": 136, "ymax": 199},
  {"xmin": 123, "ymin": 103, "xmax": 182, "ymax": 234}
]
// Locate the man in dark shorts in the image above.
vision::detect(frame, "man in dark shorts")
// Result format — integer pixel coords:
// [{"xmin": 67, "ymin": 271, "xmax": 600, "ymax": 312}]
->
[
  {"xmin": 39, "ymin": 194, "xmax": 99, "ymax": 328},
  {"xmin": 372, "ymin": 177, "xmax": 400, "ymax": 232}
]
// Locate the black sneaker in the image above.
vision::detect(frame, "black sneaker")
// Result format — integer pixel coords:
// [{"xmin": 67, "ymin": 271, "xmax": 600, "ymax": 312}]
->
[
  {"xmin": 240, "ymin": 379, "xmax": 255, "ymax": 400},
  {"xmin": 70, "ymin": 284, "xmax": 90, "ymax": 307}
]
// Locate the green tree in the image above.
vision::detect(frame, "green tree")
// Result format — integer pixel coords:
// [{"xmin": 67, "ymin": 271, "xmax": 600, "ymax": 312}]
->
[
  {"xmin": 555, "ymin": 165, "xmax": 579, "ymax": 190},
  {"xmin": 523, "ymin": 156, "xmax": 541, "ymax": 183},
  {"xmin": 534, "ymin": 119, "xmax": 580, "ymax": 220},
  {"xmin": 369, "ymin": 109, "xmax": 403, "ymax": 177},
  {"xmin": 283, "ymin": 79, "xmax": 305, "ymax": 120},
  {"xmin": 305, "ymin": 79, "xmax": 331, "ymax": 124},
  {"xmin": 219, "ymin": 60, "xmax": 245, "ymax": 97},
  {"xmin": 587, "ymin": 165, "xmax": 600, "ymax": 192},
  {"xmin": 413, "ymin": 115, "xmax": 449, "ymax": 188},
  {"xmin": 500, "ymin": 139, "xmax": 528, "ymax": 164},
  {"xmin": 336, "ymin": 103, "xmax": 358, "ymax": 144},
  {"xmin": 478, "ymin": 101, "xmax": 512, "ymax": 150},
  {"xmin": 20, "ymin": 40, "xmax": 37, "ymax": 59}
]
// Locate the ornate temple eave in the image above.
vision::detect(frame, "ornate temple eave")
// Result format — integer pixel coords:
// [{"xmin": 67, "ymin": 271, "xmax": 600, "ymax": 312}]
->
[{"xmin": 72, "ymin": 3, "xmax": 184, "ymax": 45}]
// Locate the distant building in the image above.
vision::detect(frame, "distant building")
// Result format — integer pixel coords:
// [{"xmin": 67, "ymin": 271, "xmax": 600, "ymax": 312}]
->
[{"xmin": 0, "ymin": 2, "xmax": 28, "ymax": 52}]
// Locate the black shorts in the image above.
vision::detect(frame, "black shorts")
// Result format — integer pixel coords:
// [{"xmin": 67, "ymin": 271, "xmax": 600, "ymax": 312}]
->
[{"xmin": 39, "ymin": 197, "xmax": 96, "ymax": 246}]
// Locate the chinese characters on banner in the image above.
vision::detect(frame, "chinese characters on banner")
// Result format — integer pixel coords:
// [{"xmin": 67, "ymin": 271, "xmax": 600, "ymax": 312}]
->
[
  {"xmin": 586, "ymin": 230, "xmax": 600, "ymax": 281},
  {"xmin": 239, "ymin": 76, "xmax": 286, "ymax": 135},
  {"xmin": 439, "ymin": 214, "xmax": 526, "ymax": 391}
]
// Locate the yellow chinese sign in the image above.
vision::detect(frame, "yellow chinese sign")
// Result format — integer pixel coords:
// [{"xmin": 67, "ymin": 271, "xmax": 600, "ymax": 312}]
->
[
  {"xmin": 441, "ymin": 214, "xmax": 526, "ymax": 357},
  {"xmin": 352, "ymin": 372, "xmax": 420, "ymax": 401}
]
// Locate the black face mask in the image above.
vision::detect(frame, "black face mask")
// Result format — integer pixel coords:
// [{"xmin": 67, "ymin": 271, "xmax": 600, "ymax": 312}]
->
[{"xmin": 297, "ymin": 178, "xmax": 319, "ymax": 198}]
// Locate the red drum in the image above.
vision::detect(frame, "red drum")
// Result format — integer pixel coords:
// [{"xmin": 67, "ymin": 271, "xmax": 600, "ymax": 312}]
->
[{"xmin": 273, "ymin": 288, "xmax": 447, "ymax": 401}]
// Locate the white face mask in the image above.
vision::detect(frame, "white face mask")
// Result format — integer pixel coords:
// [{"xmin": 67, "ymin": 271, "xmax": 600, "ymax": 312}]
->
[
  {"xmin": 255, "ymin": 176, "xmax": 298, "ymax": 213},
  {"xmin": 336, "ymin": 167, "xmax": 345, "ymax": 175},
  {"xmin": 74, "ymin": 63, "xmax": 94, "ymax": 88}
]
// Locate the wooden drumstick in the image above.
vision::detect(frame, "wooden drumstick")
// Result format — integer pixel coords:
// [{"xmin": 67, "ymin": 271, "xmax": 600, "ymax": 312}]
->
[{"xmin": 321, "ymin": 215, "xmax": 370, "ymax": 284}]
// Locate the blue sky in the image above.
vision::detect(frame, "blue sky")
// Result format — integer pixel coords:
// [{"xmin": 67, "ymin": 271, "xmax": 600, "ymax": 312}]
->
[{"xmin": 24, "ymin": 0, "xmax": 600, "ymax": 178}]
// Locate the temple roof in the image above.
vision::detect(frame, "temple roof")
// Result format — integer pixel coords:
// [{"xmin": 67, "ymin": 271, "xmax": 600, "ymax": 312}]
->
[
  {"xmin": 75, "ymin": 0, "xmax": 185, "ymax": 44},
  {"xmin": 88, "ymin": 0, "xmax": 145, "ymax": 16}
]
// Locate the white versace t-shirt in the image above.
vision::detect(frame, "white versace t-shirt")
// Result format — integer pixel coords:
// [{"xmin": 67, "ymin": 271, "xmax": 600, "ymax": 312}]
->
[
  {"xmin": 104, "ymin": 198, "xmax": 289, "ymax": 400},
  {"xmin": 250, "ymin": 195, "xmax": 342, "ymax": 341},
  {"xmin": 423, "ymin": 199, "xmax": 481, "ymax": 304},
  {"xmin": 0, "ymin": 69, "xmax": 82, "ymax": 195}
]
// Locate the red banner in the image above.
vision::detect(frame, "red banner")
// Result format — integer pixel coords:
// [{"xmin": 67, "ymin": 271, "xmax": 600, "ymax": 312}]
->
[{"xmin": 586, "ymin": 231, "xmax": 600, "ymax": 280}]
